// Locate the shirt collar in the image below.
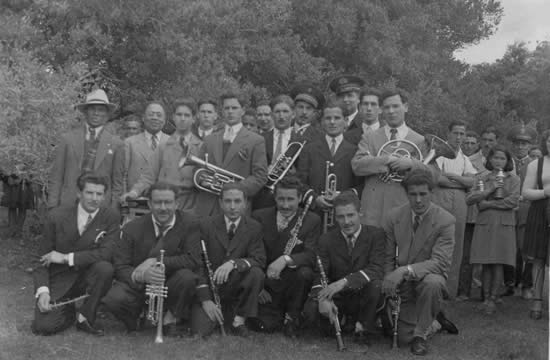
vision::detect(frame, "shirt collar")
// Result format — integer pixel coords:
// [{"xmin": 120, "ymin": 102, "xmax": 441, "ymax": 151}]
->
[
  {"xmin": 77, "ymin": 202, "xmax": 99, "ymax": 220},
  {"xmin": 325, "ymin": 134, "xmax": 343, "ymax": 144},
  {"xmin": 341, "ymin": 225, "xmax": 362, "ymax": 241},
  {"xmin": 85, "ymin": 123, "xmax": 103, "ymax": 138},
  {"xmin": 275, "ymin": 127, "xmax": 292, "ymax": 136},
  {"xmin": 224, "ymin": 215, "xmax": 241, "ymax": 230},
  {"xmin": 225, "ymin": 123, "xmax": 243, "ymax": 134},
  {"xmin": 411, "ymin": 204, "xmax": 432, "ymax": 223},
  {"xmin": 152, "ymin": 214, "xmax": 176, "ymax": 236},
  {"xmin": 384, "ymin": 122, "xmax": 408, "ymax": 140},
  {"xmin": 347, "ymin": 109, "xmax": 358, "ymax": 123},
  {"xmin": 362, "ymin": 121, "xmax": 380, "ymax": 132},
  {"xmin": 294, "ymin": 123, "xmax": 310, "ymax": 133}
]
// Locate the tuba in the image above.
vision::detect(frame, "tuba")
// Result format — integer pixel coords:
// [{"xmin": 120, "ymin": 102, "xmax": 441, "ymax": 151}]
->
[
  {"xmin": 265, "ymin": 141, "xmax": 306, "ymax": 192},
  {"xmin": 322, "ymin": 161, "xmax": 338, "ymax": 233},
  {"xmin": 189, "ymin": 154, "xmax": 245, "ymax": 195},
  {"xmin": 145, "ymin": 249, "xmax": 168, "ymax": 344}
]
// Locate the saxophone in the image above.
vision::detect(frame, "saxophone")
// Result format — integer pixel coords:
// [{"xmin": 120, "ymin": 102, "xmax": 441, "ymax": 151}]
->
[
  {"xmin": 200, "ymin": 239, "xmax": 226, "ymax": 336},
  {"xmin": 145, "ymin": 249, "xmax": 168, "ymax": 344},
  {"xmin": 283, "ymin": 190, "xmax": 314, "ymax": 255}
]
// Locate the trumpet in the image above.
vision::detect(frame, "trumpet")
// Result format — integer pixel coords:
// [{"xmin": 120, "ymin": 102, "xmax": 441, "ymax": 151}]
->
[
  {"xmin": 145, "ymin": 250, "xmax": 168, "ymax": 344},
  {"xmin": 190, "ymin": 154, "xmax": 245, "ymax": 195},
  {"xmin": 265, "ymin": 141, "xmax": 306, "ymax": 192},
  {"xmin": 322, "ymin": 161, "xmax": 338, "ymax": 233}
]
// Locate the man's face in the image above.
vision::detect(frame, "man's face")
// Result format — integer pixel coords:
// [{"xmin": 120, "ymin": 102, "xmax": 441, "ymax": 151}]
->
[
  {"xmin": 77, "ymin": 183, "xmax": 106, "ymax": 213},
  {"xmin": 198, "ymin": 103, "xmax": 218, "ymax": 130},
  {"xmin": 295, "ymin": 101, "xmax": 317, "ymax": 127},
  {"xmin": 272, "ymin": 102, "xmax": 294, "ymax": 130},
  {"xmin": 222, "ymin": 98, "xmax": 244, "ymax": 126},
  {"xmin": 406, "ymin": 184, "xmax": 432, "ymax": 215},
  {"xmin": 338, "ymin": 91, "xmax": 360, "ymax": 116},
  {"xmin": 84, "ymin": 104, "xmax": 110, "ymax": 128},
  {"xmin": 124, "ymin": 120, "xmax": 142, "ymax": 138},
  {"xmin": 143, "ymin": 103, "xmax": 166, "ymax": 134},
  {"xmin": 219, "ymin": 189, "xmax": 247, "ymax": 221},
  {"xmin": 335, "ymin": 204, "xmax": 361, "ymax": 236},
  {"xmin": 242, "ymin": 115, "xmax": 258, "ymax": 133},
  {"xmin": 256, "ymin": 105, "xmax": 273, "ymax": 132},
  {"xmin": 360, "ymin": 95, "xmax": 380, "ymax": 125},
  {"xmin": 530, "ymin": 148, "xmax": 543, "ymax": 159},
  {"xmin": 173, "ymin": 105, "xmax": 194, "ymax": 134},
  {"xmin": 321, "ymin": 107, "xmax": 346, "ymax": 137},
  {"xmin": 382, "ymin": 95, "xmax": 408, "ymax": 128},
  {"xmin": 512, "ymin": 140, "xmax": 531, "ymax": 159},
  {"xmin": 447, "ymin": 125, "xmax": 466, "ymax": 149},
  {"xmin": 149, "ymin": 189, "xmax": 177, "ymax": 225},
  {"xmin": 462, "ymin": 136, "xmax": 479, "ymax": 156},
  {"xmin": 274, "ymin": 188, "xmax": 300, "ymax": 218},
  {"xmin": 481, "ymin": 132, "xmax": 497, "ymax": 155}
]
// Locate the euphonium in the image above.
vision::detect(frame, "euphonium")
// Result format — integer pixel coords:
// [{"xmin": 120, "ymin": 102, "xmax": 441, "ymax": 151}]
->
[
  {"xmin": 145, "ymin": 249, "xmax": 168, "ymax": 344},
  {"xmin": 190, "ymin": 154, "xmax": 245, "ymax": 195},
  {"xmin": 322, "ymin": 161, "xmax": 338, "ymax": 233},
  {"xmin": 265, "ymin": 141, "xmax": 306, "ymax": 192}
]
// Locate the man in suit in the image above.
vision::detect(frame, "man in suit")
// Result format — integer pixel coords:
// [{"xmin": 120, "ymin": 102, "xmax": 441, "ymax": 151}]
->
[
  {"xmin": 32, "ymin": 173, "xmax": 120, "ymax": 336},
  {"xmin": 121, "ymin": 115, "xmax": 143, "ymax": 139},
  {"xmin": 297, "ymin": 100, "xmax": 363, "ymax": 231},
  {"xmin": 194, "ymin": 93, "xmax": 268, "ymax": 216},
  {"xmin": 48, "ymin": 89, "xmax": 124, "ymax": 209},
  {"xmin": 256, "ymin": 100, "xmax": 274, "ymax": 135},
  {"xmin": 351, "ymin": 89, "xmax": 428, "ymax": 228},
  {"xmin": 328, "ymin": 75, "xmax": 367, "ymax": 131},
  {"xmin": 303, "ymin": 191, "xmax": 384, "ymax": 344},
  {"xmin": 290, "ymin": 82, "xmax": 324, "ymax": 143},
  {"xmin": 192, "ymin": 183, "xmax": 266, "ymax": 337},
  {"xmin": 250, "ymin": 176, "xmax": 321, "ymax": 337},
  {"xmin": 102, "ymin": 182, "xmax": 201, "ymax": 335},
  {"xmin": 344, "ymin": 87, "xmax": 382, "ymax": 145},
  {"xmin": 122, "ymin": 99, "xmax": 203, "ymax": 212},
  {"xmin": 192, "ymin": 99, "xmax": 220, "ymax": 139},
  {"xmin": 383, "ymin": 169, "xmax": 458, "ymax": 356}
]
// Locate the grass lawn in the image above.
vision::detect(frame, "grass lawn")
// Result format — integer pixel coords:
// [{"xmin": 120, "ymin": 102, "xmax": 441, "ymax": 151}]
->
[{"xmin": 0, "ymin": 229, "xmax": 548, "ymax": 360}]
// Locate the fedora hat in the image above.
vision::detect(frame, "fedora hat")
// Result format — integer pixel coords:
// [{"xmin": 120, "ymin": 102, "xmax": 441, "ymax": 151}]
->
[{"xmin": 75, "ymin": 89, "xmax": 116, "ymax": 113}]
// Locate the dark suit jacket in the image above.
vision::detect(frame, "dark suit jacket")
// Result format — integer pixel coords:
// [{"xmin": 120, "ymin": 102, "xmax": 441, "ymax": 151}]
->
[
  {"xmin": 314, "ymin": 225, "xmax": 385, "ymax": 291},
  {"xmin": 252, "ymin": 207, "xmax": 321, "ymax": 268},
  {"xmin": 296, "ymin": 136, "xmax": 364, "ymax": 204},
  {"xmin": 34, "ymin": 206, "xmax": 120, "ymax": 299},
  {"xmin": 263, "ymin": 128, "xmax": 304, "ymax": 165},
  {"xmin": 383, "ymin": 203, "xmax": 456, "ymax": 280},
  {"xmin": 114, "ymin": 211, "xmax": 200, "ymax": 291},
  {"xmin": 48, "ymin": 126, "xmax": 124, "ymax": 208},
  {"xmin": 295, "ymin": 124, "xmax": 322, "ymax": 144},
  {"xmin": 196, "ymin": 215, "xmax": 266, "ymax": 301}
]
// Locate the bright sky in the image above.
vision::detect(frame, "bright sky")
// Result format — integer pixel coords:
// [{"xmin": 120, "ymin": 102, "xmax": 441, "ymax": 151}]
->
[{"xmin": 455, "ymin": 0, "xmax": 550, "ymax": 64}]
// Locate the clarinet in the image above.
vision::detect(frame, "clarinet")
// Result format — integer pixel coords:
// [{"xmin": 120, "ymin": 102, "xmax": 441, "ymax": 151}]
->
[
  {"xmin": 200, "ymin": 239, "xmax": 226, "ymax": 336},
  {"xmin": 316, "ymin": 255, "xmax": 346, "ymax": 351},
  {"xmin": 391, "ymin": 245, "xmax": 401, "ymax": 349},
  {"xmin": 283, "ymin": 191, "xmax": 314, "ymax": 255}
]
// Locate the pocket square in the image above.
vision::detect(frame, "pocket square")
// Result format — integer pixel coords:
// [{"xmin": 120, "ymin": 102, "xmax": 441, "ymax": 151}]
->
[
  {"xmin": 95, "ymin": 230, "xmax": 107, "ymax": 244},
  {"xmin": 238, "ymin": 149, "xmax": 249, "ymax": 161}
]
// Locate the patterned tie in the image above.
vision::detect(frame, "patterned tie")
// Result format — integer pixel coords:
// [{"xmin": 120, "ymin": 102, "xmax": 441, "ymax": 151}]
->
[
  {"xmin": 330, "ymin": 137, "xmax": 337, "ymax": 156},
  {"xmin": 346, "ymin": 234, "xmax": 355, "ymax": 255},
  {"xmin": 89, "ymin": 127, "xmax": 96, "ymax": 140},
  {"xmin": 413, "ymin": 215, "xmax": 421, "ymax": 233},
  {"xmin": 82, "ymin": 214, "xmax": 93, "ymax": 234},
  {"xmin": 273, "ymin": 130, "xmax": 283, "ymax": 162},
  {"xmin": 390, "ymin": 128, "xmax": 398, "ymax": 140},
  {"xmin": 228, "ymin": 222, "xmax": 236, "ymax": 240},
  {"xmin": 151, "ymin": 134, "xmax": 158, "ymax": 150}
]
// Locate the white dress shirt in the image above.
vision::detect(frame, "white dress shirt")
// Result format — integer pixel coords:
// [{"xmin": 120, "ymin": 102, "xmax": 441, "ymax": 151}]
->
[
  {"xmin": 384, "ymin": 123, "xmax": 409, "ymax": 140},
  {"xmin": 273, "ymin": 127, "xmax": 293, "ymax": 159},
  {"xmin": 224, "ymin": 215, "xmax": 241, "ymax": 232},
  {"xmin": 198, "ymin": 127, "xmax": 214, "ymax": 138},
  {"xmin": 85, "ymin": 124, "xmax": 104, "ymax": 141},
  {"xmin": 223, "ymin": 123, "xmax": 243, "ymax": 143},
  {"xmin": 152, "ymin": 214, "xmax": 177, "ymax": 238},
  {"xmin": 436, "ymin": 148, "xmax": 477, "ymax": 176},
  {"xmin": 362, "ymin": 121, "xmax": 380, "ymax": 134},
  {"xmin": 346, "ymin": 109, "xmax": 359, "ymax": 128},
  {"xmin": 325, "ymin": 134, "xmax": 344, "ymax": 155},
  {"xmin": 144, "ymin": 131, "xmax": 168, "ymax": 149}
]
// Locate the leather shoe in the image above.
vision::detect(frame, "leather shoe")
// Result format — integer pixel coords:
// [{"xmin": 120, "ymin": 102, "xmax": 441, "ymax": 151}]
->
[
  {"xmin": 436, "ymin": 312, "xmax": 458, "ymax": 335},
  {"xmin": 231, "ymin": 324, "xmax": 250, "ymax": 337},
  {"xmin": 76, "ymin": 319, "xmax": 104, "ymax": 336},
  {"xmin": 410, "ymin": 336, "xmax": 428, "ymax": 356},
  {"xmin": 283, "ymin": 320, "xmax": 298, "ymax": 339}
]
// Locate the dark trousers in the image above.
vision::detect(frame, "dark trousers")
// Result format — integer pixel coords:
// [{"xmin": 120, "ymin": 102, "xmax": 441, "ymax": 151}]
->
[
  {"xmin": 303, "ymin": 280, "xmax": 382, "ymax": 335},
  {"xmin": 458, "ymin": 223, "xmax": 474, "ymax": 297},
  {"xmin": 102, "ymin": 268, "xmax": 199, "ymax": 330},
  {"xmin": 190, "ymin": 267, "xmax": 264, "ymax": 336},
  {"xmin": 504, "ymin": 224, "xmax": 532, "ymax": 289},
  {"xmin": 255, "ymin": 266, "xmax": 314, "ymax": 331},
  {"xmin": 32, "ymin": 261, "xmax": 113, "ymax": 335}
]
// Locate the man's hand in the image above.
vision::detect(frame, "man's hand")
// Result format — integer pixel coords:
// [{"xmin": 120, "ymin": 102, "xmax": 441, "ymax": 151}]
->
[
  {"xmin": 143, "ymin": 265, "xmax": 165, "ymax": 285},
  {"xmin": 201, "ymin": 300, "xmax": 224, "ymax": 324},
  {"xmin": 267, "ymin": 257, "xmax": 287, "ymax": 280},
  {"xmin": 478, "ymin": 200, "xmax": 491, "ymax": 211},
  {"xmin": 40, "ymin": 251, "xmax": 67, "ymax": 267},
  {"xmin": 258, "ymin": 289, "xmax": 272, "ymax": 304},
  {"xmin": 37, "ymin": 293, "xmax": 52, "ymax": 313},
  {"xmin": 318, "ymin": 299, "xmax": 338, "ymax": 324},
  {"xmin": 318, "ymin": 279, "xmax": 347, "ymax": 300},
  {"xmin": 387, "ymin": 157, "xmax": 413, "ymax": 172},
  {"xmin": 214, "ymin": 261, "xmax": 234, "ymax": 285},
  {"xmin": 382, "ymin": 267, "xmax": 407, "ymax": 297}
]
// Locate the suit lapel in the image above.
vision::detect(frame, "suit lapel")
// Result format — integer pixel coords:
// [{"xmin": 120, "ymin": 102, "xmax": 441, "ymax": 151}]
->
[
  {"xmin": 351, "ymin": 228, "xmax": 367, "ymax": 264},
  {"xmin": 215, "ymin": 215, "xmax": 229, "ymax": 250},
  {"xmin": 393, "ymin": 206, "xmax": 413, "ymax": 265},
  {"xmin": 72, "ymin": 129, "xmax": 86, "ymax": 167},
  {"xmin": 334, "ymin": 232, "xmax": 351, "ymax": 260},
  {"xmin": 228, "ymin": 216, "xmax": 247, "ymax": 253},
  {"xmin": 315, "ymin": 138, "xmax": 332, "ymax": 161},
  {"xmin": 408, "ymin": 207, "xmax": 433, "ymax": 262},
  {"xmin": 223, "ymin": 128, "xmax": 249, "ymax": 167},
  {"xmin": 333, "ymin": 139, "xmax": 354, "ymax": 162},
  {"xmin": 64, "ymin": 206, "xmax": 80, "ymax": 241},
  {"xmin": 94, "ymin": 130, "xmax": 111, "ymax": 169},
  {"xmin": 264, "ymin": 130, "xmax": 274, "ymax": 163},
  {"xmin": 137, "ymin": 133, "xmax": 152, "ymax": 164}
]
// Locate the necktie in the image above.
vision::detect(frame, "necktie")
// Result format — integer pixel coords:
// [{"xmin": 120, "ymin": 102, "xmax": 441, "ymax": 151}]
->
[
  {"xmin": 413, "ymin": 215, "xmax": 421, "ymax": 233},
  {"xmin": 151, "ymin": 134, "xmax": 158, "ymax": 150},
  {"xmin": 390, "ymin": 128, "xmax": 398, "ymax": 140},
  {"xmin": 223, "ymin": 127, "xmax": 234, "ymax": 143},
  {"xmin": 346, "ymin": 234, "xmax": 355, "ymax": 255},
  {"xmin": 228, "ymin": 222, "xmax": 236, "ymax": 240},
  {"xmin": 330, "ymin": 137, "xmax": 337, "ymax": 156},
  {"xmin": 345, "ymin": 116, "xmax": 350, "ymax": 129},
  {"xmin": 273, "ymin": 130, "xmax": 283, "ymax": 162},
  {"xmin": 156, "ymin": 223, "xmax": 169, "ymax": 240},
  {"xmin": 89, "ymin": 127, "xmax": 96, "ymax": 140},
  {"xmin": 82, "ymin": 214, "xmax": 93, "ymax": 234}
]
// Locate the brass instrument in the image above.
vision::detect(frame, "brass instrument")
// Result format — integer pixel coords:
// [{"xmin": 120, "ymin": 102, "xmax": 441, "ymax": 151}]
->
[
  {"xmin": 322, "ymin": 161, "xmax": 338, "ymax": 233},
  {"xmin": 423, "ymin": 134, "xmax": 457, "ymax": 164},
  {"xmin": 200, "ymin": 239, "xmax": 226, "ymax": 336},
  {"xmin": 265, "ymin": 141, "xmax": 306, "ymax": 192},
  {"xmin": 145, "ymin": 249, "xmax": 168, "ymax": 344},
  {"xmin": 283, "ymin": 189, "xmax": 314, "ymax": 255},
  {"xmin": 190, "ymin": 154, "xmax": 245, "ymax": 195},
  {"xmin": 316, "ymin": 255, "xmax": 346, "ymax": 351}
]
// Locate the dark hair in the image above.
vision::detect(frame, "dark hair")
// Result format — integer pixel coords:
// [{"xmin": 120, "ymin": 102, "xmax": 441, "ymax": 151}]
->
[
  {"xmin": 529, "ymin": 145, "xmax": 541, "ymax": 153},
  {"xmin": 256, "ymin": 100, "xmax": 271, "ymax": 109},
  {"xmin": 401, "ymin": 169, "xmax": 435, "ymax": 192},
  {"xmin": 485, "ymin": 145, "xmax": 514, "ymax": 171},
  {"xmin": 333, "ymin": 191, "xmax": 361, "ymax": 212},
  {"xmin": 322, "ymin": 99, "xmax": 345, "ymax": 115},
  {"xmin": 380, "ymin": 88, "xmax": 408, "ymax": 105},
  {"xmin": 220, "ymin": 93, "xmax": 246, "ymax": 108},
  {"xmin": 448, "ymin": 120, "xmax": 466, "ymax": 132},
  {"xmin": 173, "ymin": 98, "xmax": 197, "ymax": 116},
  {"xmin": 243, "ymin": 108, "xmax": 257, "ymax": 118},
  {"xmin": 148, "ymin": 182, "xmax": 178, "ymax": 198},
  {"xmin": 360, "ymin": 87, "xmax": 381, "ymax": 105},
  {"xmin": 144, "ymin": 101, "xmax": 167, "ymax": 115},
  {"xmin": 124, "ymin": 114, "xmax": 143, "ymax": 126},
  {"xmin": 540, "ymin": 130, "xmax": 550, "ymax": 156},
  {"xmin": 220, "ymin": 182, "xmax": 248, "ymax": 200},
  {"xmin": 465, "ymin": 130, "xmax": 480, "ymax": 140},
  {"xmin": 274, "ymin": 176, "xmax": 304, "ymax": 198},
  {"xmin": 77, "ymin": 172, "xmax": 109, "ymax": 192},
  {"xmin": 481, "ymin": 126, "xmax": 499, "ymax": 139},
  {"xmin": 198, "ymin": 98, "xmax": 218, "ymax": 110},
  {"xmin": 270, "ymin": 94, "xmax": 295, "ymax": 110}
]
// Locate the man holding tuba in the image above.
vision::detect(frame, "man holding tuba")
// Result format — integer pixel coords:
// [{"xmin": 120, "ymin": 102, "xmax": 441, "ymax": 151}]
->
[{"xmin": 351, "ymin": 89, "xmax": 429, "ymax": 228}]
